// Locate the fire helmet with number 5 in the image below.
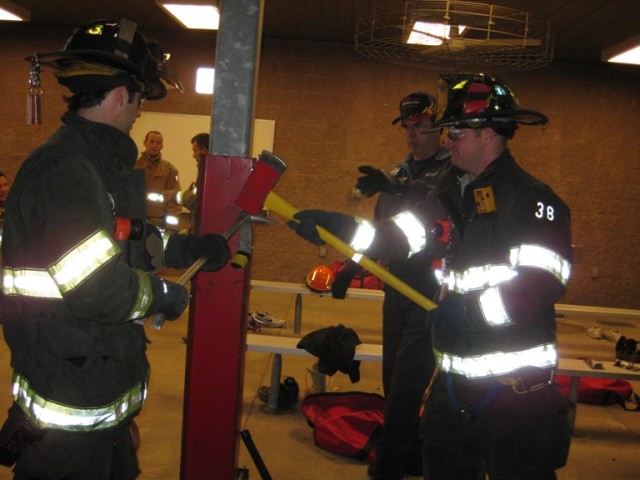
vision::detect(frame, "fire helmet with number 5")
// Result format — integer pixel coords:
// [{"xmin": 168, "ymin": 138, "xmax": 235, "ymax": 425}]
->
[
  {"xmin": 31, "ymin": 19, "xmax": 184, "ymax": 100},
  {"xmin": 434, "ymin": 73, "xmax": 547, "ymax": 139}
]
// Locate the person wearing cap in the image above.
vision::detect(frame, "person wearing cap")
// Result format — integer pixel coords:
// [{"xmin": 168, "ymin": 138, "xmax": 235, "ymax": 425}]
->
[
  {"xmin": 135, "ymin": 130, "xmax": 183, "ymax": 232},
  {"xmin": 346, "ymin": 92, "xmax": 450, "ymax": 480},
  {"xmin": 0, "ymin": 20, "xmax": 230, "ymax": 479},
  {"xmin": 286, "ymin": 73, "xmax": 573, "ymax": 480}
]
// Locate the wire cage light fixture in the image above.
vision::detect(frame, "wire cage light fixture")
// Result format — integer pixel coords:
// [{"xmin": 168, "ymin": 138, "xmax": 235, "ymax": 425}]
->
[{"xmin": 355, "ymin": 0, "xmax": 554, "ymax": 72}]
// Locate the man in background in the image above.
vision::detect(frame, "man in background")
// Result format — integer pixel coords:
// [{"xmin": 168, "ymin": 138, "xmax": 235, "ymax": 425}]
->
[
  {"xmin": 135, "ymin": 130, "xmax": 182, "ymax": 231},
  {"xmin": 354, "ymin": 92, "xmax": 449, "ymax": 480}
]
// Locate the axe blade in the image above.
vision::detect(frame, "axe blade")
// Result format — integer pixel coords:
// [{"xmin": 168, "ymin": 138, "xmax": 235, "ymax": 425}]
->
[{"xmin": 235, "ymin": 151, "xmax": 287, "ymax": 215}]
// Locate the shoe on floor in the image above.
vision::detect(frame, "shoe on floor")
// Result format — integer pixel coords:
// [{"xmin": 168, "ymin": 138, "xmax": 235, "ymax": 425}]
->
[
  {"xmin": 585, "ymin": 324, "xmax": 603, "ymax": 339},
  {"xmin": 250, "ymin": 311, "xmax": 285, "ymax": 328},
  {"xmin": 603, "ymin": 329, "xmax": 623, "ymax": 342}
]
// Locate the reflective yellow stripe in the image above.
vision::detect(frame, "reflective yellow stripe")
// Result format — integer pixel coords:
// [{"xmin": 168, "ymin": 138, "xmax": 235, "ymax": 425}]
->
[
  {"xmin": 49, "ymin": 230, "xmax": 120, "ymax": 294},
  {"xmin": 13, "ymin": 372, "xmax": 147, "ymax": 431},
  {"xmin": 3, "ymin": 268, "xmax": 62, "ymax": 299},
  {"xmin": 435, "ymin": 343, "xmax": 558, "ymax": 379},
  {"xmin": 510, "ymin": 244, "xmax": 571, "ymax": 285},
  {"xmin": 478, "ymin": 286, "xmax": 513, "ymax": 326},
  {"xmin": 128, "ymin": 270, "xmax": 154, "ymax": 320},
  {"xmin": 391, "ymin": 210, "xmax": 426, "ymax": 256},
  {"xmin": 348, "ymin": 217, "xmax": 376, "ymax": 252}
]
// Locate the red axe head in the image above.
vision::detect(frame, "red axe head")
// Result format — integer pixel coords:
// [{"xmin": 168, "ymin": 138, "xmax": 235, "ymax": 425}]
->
[{"xmin": 235, "ymin": 151, "xmax": 287, "ymax": 215}]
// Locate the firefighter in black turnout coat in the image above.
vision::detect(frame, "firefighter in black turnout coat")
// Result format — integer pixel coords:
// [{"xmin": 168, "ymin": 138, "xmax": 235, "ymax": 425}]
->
[{"xmin": 0, "ymin": 20, "xmax": 230, "ymax": 479}]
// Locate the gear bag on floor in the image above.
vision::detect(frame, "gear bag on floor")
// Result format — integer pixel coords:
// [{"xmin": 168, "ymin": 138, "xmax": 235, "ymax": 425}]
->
[{"xmin": 300, "ymin": 391, "xmax": 384, "ymax": 463}]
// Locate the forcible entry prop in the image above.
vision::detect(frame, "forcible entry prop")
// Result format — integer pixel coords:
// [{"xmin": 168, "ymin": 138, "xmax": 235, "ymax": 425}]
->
[
  {"xmin": 264, "ymin": 192, "xmax": 438, "ymax": 312},
  {"xmin": 145, "ymin": 151, "xmax": 288, "ymax": 329}
]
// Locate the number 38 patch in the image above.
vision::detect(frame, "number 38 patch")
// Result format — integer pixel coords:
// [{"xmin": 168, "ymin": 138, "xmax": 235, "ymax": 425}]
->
[{"xmin": 535, "ymin": 202, "xmax": 555, "ymax": 221}]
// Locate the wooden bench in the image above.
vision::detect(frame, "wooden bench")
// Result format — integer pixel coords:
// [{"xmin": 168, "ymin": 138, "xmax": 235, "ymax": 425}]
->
[{"xmin": 246, "ymin": 334, "xmax": 640, "ymax": 430}]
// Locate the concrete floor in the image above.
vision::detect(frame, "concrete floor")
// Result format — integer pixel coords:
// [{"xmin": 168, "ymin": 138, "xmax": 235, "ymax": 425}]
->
[{"xmin": 0, "ymin": 280, "xmax": 639, "ymax": 479}]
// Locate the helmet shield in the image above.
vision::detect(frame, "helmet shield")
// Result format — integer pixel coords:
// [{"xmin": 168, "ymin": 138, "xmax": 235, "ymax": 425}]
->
[
  {"xmin": 435, "ymin": 73, "xmax": 547, "ymax": 136},
  {"xmin": 34, "ymin": 19, "xmax": 184, "ymax": 100}
]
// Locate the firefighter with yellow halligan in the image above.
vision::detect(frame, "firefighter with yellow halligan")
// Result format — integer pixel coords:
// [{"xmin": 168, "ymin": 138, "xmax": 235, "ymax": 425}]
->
[
  {"xmin": 0, "ymin": 20, "xmax": 230, "ymax": 479},
  {"xmin": 288, "ymin": 73, "xmax": 572, "ymax": 480}
]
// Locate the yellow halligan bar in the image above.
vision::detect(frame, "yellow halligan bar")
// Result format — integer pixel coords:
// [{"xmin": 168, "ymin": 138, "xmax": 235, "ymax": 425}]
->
[{"xmin": 264, "ymin": 191, "xmax": 437, "ymax": 311}]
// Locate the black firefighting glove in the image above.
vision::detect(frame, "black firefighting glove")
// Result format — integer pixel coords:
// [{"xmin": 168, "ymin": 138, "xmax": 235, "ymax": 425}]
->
[
  {"xmin": 150, "ymin": 276, "xmax": 188, "ymax": 321},
  {"xmin": 331, "ymin": 260, "xmax": 363, "ymax": 299},
  {"xmin": 164, "ymin": 233, "xmax": 231, "ymax": 271},
  {"xmin": 287, "ymin": 210, "xmax": 357, "ymax": 246},
  {"xmin": 355, "ymin": 166, "xmax": 403, "ymax": 197},
  {"xmin": 187, "ymin": 233, "xmax": 231, "ymax": 271}
]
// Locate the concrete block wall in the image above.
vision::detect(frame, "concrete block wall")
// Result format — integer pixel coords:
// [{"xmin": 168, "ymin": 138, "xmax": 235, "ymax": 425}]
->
[{"xmin": 1, "ymin": 25, "xmax": 639, "ymax": 308}]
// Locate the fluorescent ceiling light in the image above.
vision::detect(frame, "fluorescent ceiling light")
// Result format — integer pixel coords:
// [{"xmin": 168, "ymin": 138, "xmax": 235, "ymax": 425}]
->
[
  {"xmin": 196, "ymin": 67, "xmax": 215, "ymax": 94},
  {"xmin": 407, "ymin": 21, "xmax": 466, "ymax": 46},
  {"xmin": 159, "ymin": 3, "xmax": 219, "ymax": 30},
  {"xmin": 0, "ymin": 0, "xmax": 30, "ymax": 21},
  {"xmin": 603, "ymin": 34, "xmax": 640, "ymax": 66}
]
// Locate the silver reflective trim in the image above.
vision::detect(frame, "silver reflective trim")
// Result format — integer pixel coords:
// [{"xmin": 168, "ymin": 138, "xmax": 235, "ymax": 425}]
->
[
  {"xmin": 479, "ymin": 286, "xmax": 513, "ymax": 326},
  {"xmin": 175, "ymin": 191, "xmax": 183, "ymax": 204},
  {"xmin": 510, "ymin": 244, "xmax": 571, "ymax": 285},
  {"xmin": 49, "ymin": 231, "xmax": 120, "ymax": 294},
  {"xmin": 165, "ymin": 215, "xmax": 179, "ymax": 226},
  {"xmin": 13, "ymin": 372, "xmax": 147, "ymax": 431},
  {"xmin": 444, "ymin": 264, "xmax": 517, "ymax": 293},
  {"xmin": 2, "ymin": 268, "xmax": 62, "ymax": 299},
  {"xmin": 147, "ymin": 192, "xmax": 164, "ymax": 202},
  {"xmin": 348, "ymin": 217, "xmax": 376, "ymax": 252},
  {"xmin": 391, "ymin": 210, "xmax": 425, "ymax": 256},
  {"xmin": 436, "ymin": 343, "xmax": 558, "ymax": 378}
]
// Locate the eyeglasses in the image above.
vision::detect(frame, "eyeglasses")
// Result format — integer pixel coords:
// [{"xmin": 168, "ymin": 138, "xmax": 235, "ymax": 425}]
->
[
  {"xmin": 446, "ymin": 127, "xmax": 468, "ymax": 141},
  {"xmin": 138, "ymin": 95, "xmax": 146, "ymax": 110}
]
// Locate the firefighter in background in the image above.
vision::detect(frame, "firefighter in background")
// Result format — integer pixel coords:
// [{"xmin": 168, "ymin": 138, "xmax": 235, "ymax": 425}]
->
[
  {"xmin": 0, "ymin": 20, "xmax": 230, "ymax": 479},
  {"xmin": 287, "ymin": 73, "xmax": 572, "ymax": 480},
  {"xmin": 352, "ymin": 92, "xmax": 450, "ymax": 480},
  {"xmin": 135, "ymin": 130, "xmax": 183, "ymax": 232}
]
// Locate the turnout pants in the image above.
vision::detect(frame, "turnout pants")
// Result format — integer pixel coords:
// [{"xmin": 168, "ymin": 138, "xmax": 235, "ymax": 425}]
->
[{"xmin": 420, "ymin": 373, "xmax": 571, "ymax": 480}]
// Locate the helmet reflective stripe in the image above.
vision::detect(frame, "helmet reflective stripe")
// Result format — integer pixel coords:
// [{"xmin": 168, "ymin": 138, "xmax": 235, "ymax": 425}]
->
[
  {"xmin": 348, "ymin": 217, "xmax": 376, "ymax": 252},
  {"xmin": 3, "ymin": 268, "xmax": 63, "ymax": 299},
  {"xmin": 435, "ymin": 343, "xmax": 557, "ymax": 379},
  {"xmin": 13, "ymin": 372, "xmax": 146, "ymax": 431},
  {"xmin": 147, "ymin": 192, "xmax": 164, "ymax": 202},
  {"xmin": 510, "ymin": 244, "xmax": 571, "ymax": 285},
  {"xmin": 391, "ymin": 210, "xmax": 426, "ymax": 256},
  {"xmin": 49, "ymin": 230, "xmax": 120, "ymax": 294},
  {"xmin": 128, "ymin": 270, "xmax": 154, "ymax": 320},
  {"xmin": 479, "ymin": 286, "xmax": 513, "ymax": 326}
]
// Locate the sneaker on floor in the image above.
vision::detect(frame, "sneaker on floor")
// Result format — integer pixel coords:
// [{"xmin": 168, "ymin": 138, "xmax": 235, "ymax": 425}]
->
[
  {"xmin": 585, "ymin": 324, "xmax": 603, "ymax": 339},
  {"xmin": 603, "ymin": 329, "xmax": 623, "ymax": 342},
  {"xmin": 250, "ymin": 311, "xmax": 285, "ymax": 328}
]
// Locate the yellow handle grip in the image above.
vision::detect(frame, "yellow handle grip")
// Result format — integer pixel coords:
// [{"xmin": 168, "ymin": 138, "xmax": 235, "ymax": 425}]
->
[{"xmin": 264, "ymin": 191, "xmax": 437, "ymax": 311}]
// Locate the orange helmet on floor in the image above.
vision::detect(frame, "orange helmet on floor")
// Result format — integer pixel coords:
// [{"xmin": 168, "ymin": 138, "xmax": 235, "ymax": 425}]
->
[{"xmin": 305, "ymin": 265, "xmax": 334, "ymax": 293}]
